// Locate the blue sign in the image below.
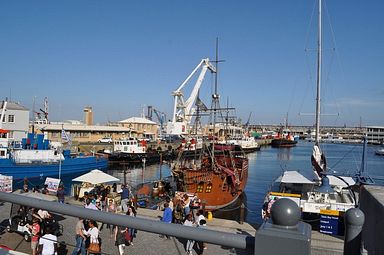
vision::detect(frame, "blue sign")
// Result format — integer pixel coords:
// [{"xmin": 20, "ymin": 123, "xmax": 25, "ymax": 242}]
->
[{"xmin": 320, "ymin": 213, "xmax": 339, "ymax": 235}]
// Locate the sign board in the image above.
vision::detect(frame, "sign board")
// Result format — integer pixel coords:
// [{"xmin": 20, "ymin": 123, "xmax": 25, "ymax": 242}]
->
[
  {"xmin": 0, "ymin": 174, "xmax": 12, "ymax": 193},
  {"xmin": 319, "ymin": 209, "xmax": 340, "ymax": 235},
  {"xmin": 45, "ymin": 177, "xmax": 61, "ymax": 193}
]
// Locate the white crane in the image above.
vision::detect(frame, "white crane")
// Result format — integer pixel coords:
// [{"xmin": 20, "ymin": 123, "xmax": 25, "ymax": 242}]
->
[{"xmin": 166, "ymin": 58, "xmax": 216, "ymax": 135}]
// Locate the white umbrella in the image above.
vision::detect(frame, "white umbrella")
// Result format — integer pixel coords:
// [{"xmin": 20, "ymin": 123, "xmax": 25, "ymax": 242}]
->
[{"xmin": 72, "ymin": 169, "xmax": 120, "ymax": 185}]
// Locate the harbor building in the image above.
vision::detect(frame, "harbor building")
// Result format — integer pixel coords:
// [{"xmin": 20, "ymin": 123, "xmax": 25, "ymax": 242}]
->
[
  {"xmin": 33, "ymin": 122, "xmax": 134, "ymax": 143},
  {"xmin": 118, "ymin": 117, "xmax": 158, "ymax": 141},
  {"xmin": 365, "ymin": 126, "xmax": 384, "ymax": 145},
  {"xmin": 0, "ymin": 101, "xmax": 29, "ymax": 141}
]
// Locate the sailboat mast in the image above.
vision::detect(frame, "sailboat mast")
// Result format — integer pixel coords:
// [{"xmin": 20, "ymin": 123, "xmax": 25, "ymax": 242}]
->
[
  {"xmin": 211, "ymin": 37, "xmax": 220, "ymax": 161},
  {"xmin": 315, "ymin": 0, "xmax": 322, "ymax": 145}
]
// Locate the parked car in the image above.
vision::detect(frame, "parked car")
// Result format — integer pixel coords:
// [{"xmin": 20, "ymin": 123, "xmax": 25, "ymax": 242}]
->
[{"xmin": 98, "ymin": 137, "xmax": 113, "ymax": 143}]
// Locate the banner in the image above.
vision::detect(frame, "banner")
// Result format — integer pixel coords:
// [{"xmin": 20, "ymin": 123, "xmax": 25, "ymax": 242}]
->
[
  {"xmin": 0, "ymin": 175, "xmax": 12, "ymax": 193},
  {"xmin": 45, "ymin": 177, "xmax": 61, "ymax": 193}
]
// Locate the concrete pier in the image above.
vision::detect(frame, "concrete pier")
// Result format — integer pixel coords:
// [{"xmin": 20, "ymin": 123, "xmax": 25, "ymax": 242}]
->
[{"xmin": 0, "ymin": 198, "xmax": 344, "ymax": 255}]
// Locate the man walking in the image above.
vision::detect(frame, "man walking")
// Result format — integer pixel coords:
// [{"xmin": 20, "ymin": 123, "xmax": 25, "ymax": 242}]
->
[
  {"xmin": 71, "ymin": 218, "xmax": 86, "ymax": 255},
  {"xmin": 160, "ymin": 202, "xmax": 172, "ymax": 239},
  {"xmin": 120, "ymin": 185, "xmax": 130, "ymax": 213}
]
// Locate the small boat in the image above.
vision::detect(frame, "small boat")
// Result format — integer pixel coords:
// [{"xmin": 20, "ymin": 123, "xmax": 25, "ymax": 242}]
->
[
  {"xmin": 262, "ymin": 0, "xmax": 366, "ymax": 236},
  {"xmin": 270, "ymin": 134, "xmax": 297, "ymax": 148},
  {"xmin": 375, "ymin": 148, "xmax": 384, "ymax": 156},
  {"xmin": 108, "ymin": 137, "xmax": 161, "ymax": 164}
]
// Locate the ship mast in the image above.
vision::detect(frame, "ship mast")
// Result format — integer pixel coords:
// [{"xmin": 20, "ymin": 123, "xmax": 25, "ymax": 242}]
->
[
  {"xmin": 211, "ymin": 38, "xmax": 221, "ymax": 164},
  {"xmin": 315, "ymin": 0, "xmax": 322, "ymax": 145}
]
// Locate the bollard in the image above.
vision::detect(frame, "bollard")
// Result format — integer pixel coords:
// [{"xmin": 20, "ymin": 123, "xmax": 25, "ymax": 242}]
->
[
  {"xmin": 239, "ymin": 203, "xmax": 245, "ymax": 224},
  {"xmin": 344, "ymin": 208, "xmax": 365, "ymax": 255},
  {"xmin": 255, "ymin": 198, "xmax": 311, "ymax": 255}
]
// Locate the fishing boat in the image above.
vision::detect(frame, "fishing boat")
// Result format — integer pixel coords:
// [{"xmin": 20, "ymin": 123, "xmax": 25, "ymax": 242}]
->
[
  {"xmin": 0, "ymin": 101, "xmax": 107, "ymax": 180},
  {"xmin": 0, "ymin": 132, "xmax": 108, "ymax": 180},
  {"xmin": 108, "ymin": 137, "xmax": 162, "ymax": 164},
  {"xmin": 263, "ymin": 0, "xmax": 362, "ymax": 234}
]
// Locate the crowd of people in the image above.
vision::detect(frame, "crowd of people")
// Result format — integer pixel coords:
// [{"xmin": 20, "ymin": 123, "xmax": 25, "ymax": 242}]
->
[
  {"xmin": 160, "ymin": 193, "xmax": 208, "ymax": 255},
  {"xmin": 19, "ymin": 181, "xmax": 209, "ymax": 255}
]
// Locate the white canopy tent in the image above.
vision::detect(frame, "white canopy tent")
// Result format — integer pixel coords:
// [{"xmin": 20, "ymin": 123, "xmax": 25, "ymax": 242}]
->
[{"xmin": 72, "ymin": 169, "xmax": 120, "ymax": 185}]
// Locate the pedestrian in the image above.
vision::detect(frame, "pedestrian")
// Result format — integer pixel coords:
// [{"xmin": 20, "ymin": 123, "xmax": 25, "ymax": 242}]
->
[
  {"xmin": 28, "ymin": 217, "xmax": 41, "ymax": 255},
  {"xmin": 106, "ymin": 198, "xmax": 116, "ymax": 237},
  {"xmin": 71, "ymin": 218, "xmax": 86, "ymax": 255},
  {"xmin": 120, "ymin": 184, "xmax": 130, "ymax": 213},
  {"xmin": 38, "ymin": 226, "xmax": 58, "ymax": 255},
  {"xmin": 57, "ymin": 185, "xmax": 65, "ymax": 204},
  {"xmin": 160, "ymin": 202, "xmax": 172, "ymax": 239},
  {"xmin": 125, "ymin": 206, "xmax": 137, "ymax": 245},
  {"xmin": 182, "ymin": 194, "xmax": 191, "ymax": 219},
  {"xmin": 84, "ymin": 199, "xmax": 98, "ymax": 210},
  {"xmin": 84, "ymin": 220, "xmax": 100, "ymax": 255},
  {"xmin": 183, "ymin": 213, "xmax": 196, "ymax": 255},
  {"xmin": 196, "ymin": 211, "xmax": 207, "ymax": 252},
  {"xmin": 114, "ymin": 225, "xmax": 126, "ymax": 255}
]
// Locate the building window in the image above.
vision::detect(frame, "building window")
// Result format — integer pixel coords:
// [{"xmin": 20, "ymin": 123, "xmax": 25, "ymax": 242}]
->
[
  {"xmin": 196, "ymin": 182, "xmax": 204, "ymax": 193},
  {"xmin": 8, "ymin": 115, "xmax": 15, "ymax": 123},
  {"xmin": 1, "ymin": 115, "xmax": 5, "ymax": 123},
  {"xmin": 7, "ymin": 131, "xmax": 13, "ymax": 139}
]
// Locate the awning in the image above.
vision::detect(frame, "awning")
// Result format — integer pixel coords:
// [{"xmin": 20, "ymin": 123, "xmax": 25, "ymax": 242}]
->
[
  {"xmin": 280, "ymin": 171, "xmax": 314, "ymax": 184},
  {"xmin": 0, "ymin": 129, "xmax": 8, "ymax": 133},
  {"xmin": 72, "ymin": 169, "xmax": 120, "ymax": 185}
]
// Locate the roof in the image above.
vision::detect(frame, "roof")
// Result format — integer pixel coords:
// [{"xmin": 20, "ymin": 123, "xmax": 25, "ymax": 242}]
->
[
  {"xmin": 119, "ymin": 117, "xmax": 156, "ymax": 125},
  {"xmin": 279, "ymin": 171, "xmax": 314, "ymax": 184},
  {"xmin": 72, "ymin": 169, "xmax": 120, "ymax": 184},
  {"xmin": 0, "ymin": 101, "xmax": 29, "ymax": 111},
  {"xmin": 34, "ymin": 123, "xmax": 134, "ymax": 132}
]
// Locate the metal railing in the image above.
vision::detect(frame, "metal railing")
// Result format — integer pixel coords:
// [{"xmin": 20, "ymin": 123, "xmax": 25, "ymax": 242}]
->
[{"xmin": 0, "ymin": 192, "xmax": 252, "ymax": 250}]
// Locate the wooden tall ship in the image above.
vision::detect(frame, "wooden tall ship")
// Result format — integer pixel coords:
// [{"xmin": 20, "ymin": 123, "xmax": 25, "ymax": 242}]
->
[
  {"xmin": 171, "ymin": 40, "xmax": 248, "ymax": 210},
  {"xmin": 172, "ymin": 143, "xmax": 248, "ymax": 210}
]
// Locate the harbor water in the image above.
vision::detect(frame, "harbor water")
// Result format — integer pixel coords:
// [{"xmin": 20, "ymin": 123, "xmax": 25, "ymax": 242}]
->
[{"xmin": 18, "ymin": 141, "xmax": 384, "ymax": 225}]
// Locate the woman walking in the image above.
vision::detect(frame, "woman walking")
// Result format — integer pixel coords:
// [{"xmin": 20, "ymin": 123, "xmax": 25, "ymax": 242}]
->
[{"xmin": 114, "ymin": 225, "xmax": 127, "ymax": 255}]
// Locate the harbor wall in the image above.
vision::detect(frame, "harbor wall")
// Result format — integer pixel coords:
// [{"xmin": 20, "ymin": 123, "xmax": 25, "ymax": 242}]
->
[{"xmin": 360, "ymin": 185, "xmax": 384, "ymax": 255}]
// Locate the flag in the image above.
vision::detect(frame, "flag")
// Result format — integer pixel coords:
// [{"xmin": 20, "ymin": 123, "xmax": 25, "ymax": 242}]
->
[{"xmin": 61, "ymin": 128, "xmax": 70, "ymax": 142}]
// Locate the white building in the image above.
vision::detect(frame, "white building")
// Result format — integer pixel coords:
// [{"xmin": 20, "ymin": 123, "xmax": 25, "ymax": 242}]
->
[
  {"xmin": 0, "ymin": 101, "xmax": 29, "ymax": 141},
  {"xmin": 365, "ymin": 126, "xmax": 384, "ymax": 145}
]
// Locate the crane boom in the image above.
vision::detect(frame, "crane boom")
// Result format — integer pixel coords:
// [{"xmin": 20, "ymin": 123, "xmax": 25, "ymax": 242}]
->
[{"xmin": 167, "ymin": 58, "xmax": 216, "ymax": 135}]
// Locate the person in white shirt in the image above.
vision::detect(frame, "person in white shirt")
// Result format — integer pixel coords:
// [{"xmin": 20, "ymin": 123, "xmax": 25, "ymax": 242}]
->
[
  {"xmin": 84, "ymin": 199, "xmax": 99, "ymax": 210},
  {"xmin": 38, "ymin": 226, "xmax": 57, "ymax": 255},
  {"xmin": 83, "ymin": 220, "xmax": 100, "ymax": 254},
  {"xmin": 183, "ymin": 214, "xmax": 196, "ymax": 255}
]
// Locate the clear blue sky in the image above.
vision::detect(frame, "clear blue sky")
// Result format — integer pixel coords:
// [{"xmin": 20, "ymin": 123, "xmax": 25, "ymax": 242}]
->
[{"xmin": 0, "ymin": 1, "xmax": 383, "ymax": 127}]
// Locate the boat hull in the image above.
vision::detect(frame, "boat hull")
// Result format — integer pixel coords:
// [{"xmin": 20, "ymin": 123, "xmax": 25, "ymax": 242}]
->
[
  {"xmin": 0, "ymin": 156, "xmax": 108, "ymax": 180},
  {"xmin": 173, "ymin": 155, "xmax": 248, "ymax": 210},
  {"xmin": 271, "ymin": 138, "xmax": 298, "ymax": 148}
]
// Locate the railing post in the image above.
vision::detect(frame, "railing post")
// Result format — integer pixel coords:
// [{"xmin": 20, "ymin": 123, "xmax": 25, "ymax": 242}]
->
[
  {"xmin": 239, "ymin": 203, "xmax": 245, "ymax": 224},
  {"xmin": 254, "ymin": 198, "xmax": 311, "ymax": 255},
  {"xmin": 344, "ymin": 208, "xmax": 365, "ymax": 255}
]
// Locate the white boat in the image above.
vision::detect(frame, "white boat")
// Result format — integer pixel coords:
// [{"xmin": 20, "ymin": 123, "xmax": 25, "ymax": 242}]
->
[
  {"xmin": 375, "ymin": 148, "xmax": 384, "ymax": 156},
  {"xmin": 263, "ymin": 0, "xmax": 357, "ymax": 229},
  {"xmin": 226, "ymin": 136, "xmax": 260, "ymax": 152}
]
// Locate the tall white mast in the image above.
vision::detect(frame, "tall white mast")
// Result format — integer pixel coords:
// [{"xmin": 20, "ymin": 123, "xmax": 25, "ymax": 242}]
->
[{"xmin": 315, "ymin": 0, "xmax": 322, "ymax": 145}]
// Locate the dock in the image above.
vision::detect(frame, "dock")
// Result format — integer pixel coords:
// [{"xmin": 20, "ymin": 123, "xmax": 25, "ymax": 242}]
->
[{"xmin": 0, "ymin": 197, "xmax": 344, "ymax": 255}]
